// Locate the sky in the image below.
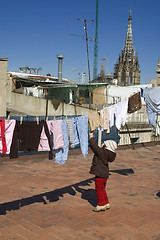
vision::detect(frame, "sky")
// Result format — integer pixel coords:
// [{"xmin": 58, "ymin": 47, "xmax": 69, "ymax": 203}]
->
[{"xmin": 0, "ymin": 0, "xmax": 160, "ymax": 84}]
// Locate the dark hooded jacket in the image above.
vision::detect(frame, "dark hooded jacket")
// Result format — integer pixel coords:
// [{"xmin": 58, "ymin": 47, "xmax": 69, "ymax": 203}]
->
[{"xmin": 89, "ymin": 137, "xmax": 116, "ymax": 178}]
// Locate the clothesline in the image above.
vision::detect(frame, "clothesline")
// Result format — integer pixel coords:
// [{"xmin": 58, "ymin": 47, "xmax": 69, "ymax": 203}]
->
[
  {"xmin": 1, "ymin": 87, "xmax": 160, "ymax": 162},
  {"xmin": 0, "ymin": 91, "xmax": 142, "ymax": 160},
  {"xmin": 0, "ymin": 116, "xmax": 89, "ymax": 164}
]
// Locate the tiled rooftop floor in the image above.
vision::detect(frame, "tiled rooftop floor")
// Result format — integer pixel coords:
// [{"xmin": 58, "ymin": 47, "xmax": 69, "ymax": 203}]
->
[{"xmin": 0, "ymin": 145, "xmax": 160, "ymax": 240}]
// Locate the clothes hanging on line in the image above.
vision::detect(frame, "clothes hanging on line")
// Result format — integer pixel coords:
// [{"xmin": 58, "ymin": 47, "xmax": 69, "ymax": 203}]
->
[
  {"xmin": 9, "ymin": 120, "xmax": 53, "ymax": 160},
  {"xmin": 38, "ymin": 115, "xmax": 88, "ymax": 163},
  {"xmin": 88, "ymin": 99, "xmax": 129, "ymax": 133},
  {"xmin": 75, "ymin": 115, "xmax": 88, "ymax": 157},
  {"xmin": 38, "ymin": 120, "xmax": 64, "ymax": 151},
  {"xmin": 2, "ymin": 119, "xmax": 16, "ymax": 154},
  {"xmin": 102, "ymin": 107, "xmax": 110, "ymax": 133},
  {"xmin": 67, "ymin": 116, "xmax": 89, "ymax": 156},
  {"xmin": 66, "ymin": 118, "xmax": 75, "ymax": 148},
  {"xmin": 128, "ymin": 92, "xmax": 142, "ymax": 114},
  {"xmin": 0, "ymin": 119, "xmax": 7, "ymax": 155},
  {"xmin": 155, "ymin": 114, "xmax": 160, "ymax": 136},
  {"xmin": 98, "ymin": 108, "xmax": 110, "ymax": 133},
  {"xmin": 49, "ymin": 120, "xmax": 64, "ymax": 150},
  {"xmin": 55, "ymin": 119, "xmax": 69, "ymax": 164},
  {"xmin": 141, "ymin": 86, "xmax": 160, "ymax": 126},
  {"xmin": 72, "ymin": 117, "xmax": 80, "ymax": 146},
  {"xmin": 38, "ymin": 125, "xmax": 51, "ymax": 152},
  {"xmin": 88, "ymin": 111, "xmax": 103, "ymax": 132},
  {"xmin": 108, "ymin": 99, "xmax": 128, "ymax": 130},
  {"xmin": 55, "ymin": 115, "xmax": 88, "ymax": 163}
]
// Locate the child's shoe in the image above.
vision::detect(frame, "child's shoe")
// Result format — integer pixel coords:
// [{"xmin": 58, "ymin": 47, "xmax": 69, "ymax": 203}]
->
[
  {"xmin": 92, "ymin": 205, "xmax": 106, "ymax": 212},
  {"xmin": 105, "ymin": 203, "xmax": 110, "ymax": 209}
]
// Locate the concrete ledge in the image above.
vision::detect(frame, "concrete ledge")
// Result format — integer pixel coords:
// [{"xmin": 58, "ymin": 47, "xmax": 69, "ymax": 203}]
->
[{"xmin": 117, "ymin": 141, "xmax": 160, "ymax": 150}]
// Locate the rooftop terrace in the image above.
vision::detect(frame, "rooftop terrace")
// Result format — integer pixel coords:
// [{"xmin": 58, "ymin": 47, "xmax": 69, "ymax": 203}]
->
[{"xmin": 0, "ymin": 145, "xmax": 160, "ymax": 239}]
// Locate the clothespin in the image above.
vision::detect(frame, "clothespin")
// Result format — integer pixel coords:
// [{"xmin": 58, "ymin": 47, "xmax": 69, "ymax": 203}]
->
[
  {"xmin": 96, "ymin": 108, "xmax": 100, "ymax": 115},
  {"xmin": 66, "ymin": 115, "xmax": 68, "ymax": 120},
  {"xmin": 36, "ymin": 116, "xmax": 39, "ymax": 125},
  {"xmin": 54, "ymin": 115, "xmax": 56, "ymax": 121},
  {"xmin": 46, "ymin": 116, "xmax": 48, "ymax": 122},
  {"xmin": 20, "ymin": 116, "xmax": 23, "ymax": 124}
]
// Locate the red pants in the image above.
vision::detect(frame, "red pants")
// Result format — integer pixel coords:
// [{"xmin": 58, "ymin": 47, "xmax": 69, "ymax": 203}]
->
[{"xmin": 95, "ymin": 176, "xmax": 109, "ymax": 206}]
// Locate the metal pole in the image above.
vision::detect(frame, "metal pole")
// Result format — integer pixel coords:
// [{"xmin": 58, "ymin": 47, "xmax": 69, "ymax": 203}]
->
[
  {"xmin": 125, "ymin": 123, "xmax": 135, "ymax": 150},
  {"xmin": 84, "ymin": 20, "xmax": 92, "ymax": 106},
  {"xmin": 93, "ymin": 0, "xmax": 98, "ymax": 80}
]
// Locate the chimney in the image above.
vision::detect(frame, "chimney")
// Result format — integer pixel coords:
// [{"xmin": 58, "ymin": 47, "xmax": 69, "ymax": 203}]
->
[
  {"xmin": 57, "ymin": 54, "xmax": 64, "ymax": 83},
  {"xmin": 82, "ymin": 72, "xmax": 86, "ymax": 83}
]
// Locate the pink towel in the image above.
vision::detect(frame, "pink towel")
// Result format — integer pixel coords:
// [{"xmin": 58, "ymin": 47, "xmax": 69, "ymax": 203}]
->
[
  {"xmin": 50, "ymin": 120, "xmax": 64, "ymax": 150},
  {"xmin": 38, "ymin": 120, "xmax": 64, "ymax": 151}
]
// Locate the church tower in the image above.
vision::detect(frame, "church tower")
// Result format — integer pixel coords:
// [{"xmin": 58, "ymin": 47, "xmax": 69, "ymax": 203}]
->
[
  {"xmin": 114, "ymin": 11, "xmax": 140, "ymax": 86},
  {"xmin": 156, "ymin": 59, "xmax": 160, "ymax": 85}
]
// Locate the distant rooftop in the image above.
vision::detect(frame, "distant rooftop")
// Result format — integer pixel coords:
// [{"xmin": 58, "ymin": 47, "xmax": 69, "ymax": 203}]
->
[
  {"xmin": 8, "ymin": 71, "xmax": 109, "ymax": 88},
  {"xmin": 8, "ymin": 71, "xmax": 75, "ymax": 84}
]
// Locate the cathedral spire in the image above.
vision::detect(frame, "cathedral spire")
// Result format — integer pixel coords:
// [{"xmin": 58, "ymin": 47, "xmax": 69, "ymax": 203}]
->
[
  {"xmin": 101, "ymin": 60, "xmax": 105, "ymax": 79},
  {"xmin": 123, "ymin": 10, "xmax": 133, "ymax": 61},
  {"xmin": 113, "ymin": 11, "xmax": 140, "ymax": 86}
]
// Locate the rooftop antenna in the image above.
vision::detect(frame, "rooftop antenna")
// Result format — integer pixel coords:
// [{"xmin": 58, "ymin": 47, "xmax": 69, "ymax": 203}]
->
[
  {"xmin": 76, "ymin": 18, "xmax": 94, "ymax": 106},
  {"xmin": 93, "ymin": 0, "xmax": 99, "ymax": 80}
]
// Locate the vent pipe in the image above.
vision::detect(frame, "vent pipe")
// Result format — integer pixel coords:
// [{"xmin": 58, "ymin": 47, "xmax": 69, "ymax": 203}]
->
[
  {"xmin": 82, "ymin": 72, "xmax": 86, "ymax": 83},
  {"xmin": 57, "ymin": 54, "xmax": 64, "ymax": 83}
]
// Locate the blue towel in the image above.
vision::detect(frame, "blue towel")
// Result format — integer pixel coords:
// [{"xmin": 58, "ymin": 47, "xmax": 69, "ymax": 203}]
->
[
  {"xmin": 75, "ymin": 115, "xmax": 88, "ymax": 157},
  {"xmin": 72, "ymin": 117, "xmax": 80, "ymax": 146},
  {"xmin": 55, "ymin": 119, "xmax": 69, "ymax": 164}
]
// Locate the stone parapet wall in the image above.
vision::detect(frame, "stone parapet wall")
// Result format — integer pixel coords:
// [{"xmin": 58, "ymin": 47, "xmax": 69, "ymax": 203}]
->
[{"xmin": 7, "ymin": 92, "xmax": 94, "ymax": 116}]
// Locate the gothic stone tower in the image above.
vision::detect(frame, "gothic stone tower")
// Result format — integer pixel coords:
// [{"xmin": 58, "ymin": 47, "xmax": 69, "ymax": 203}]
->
[
  {"xmin": 114, "ymin": 11, "xmax": 140, "ymax": 86},
  {"xmin": 156, "ymin": 59, "xmax": 160, "ymax": 85}
]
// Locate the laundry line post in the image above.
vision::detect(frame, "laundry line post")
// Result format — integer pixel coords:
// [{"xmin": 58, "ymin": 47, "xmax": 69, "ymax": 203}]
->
[
  {"xmin": 125, "ymin": 123, "xmax": 135, "ymax": 150},
  {"xmin": 45, "ymin": 89, "xmax": 48, "ymax": 121},
  {"xmin": 98, "ymin": 129, "xmax": 102, "ymax": 147}
]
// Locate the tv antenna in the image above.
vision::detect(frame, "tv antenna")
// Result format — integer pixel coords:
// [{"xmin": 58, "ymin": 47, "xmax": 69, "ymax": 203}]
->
[{"xmin": 74, "ymin": 18, "xmax": 94, "ymax": 106}]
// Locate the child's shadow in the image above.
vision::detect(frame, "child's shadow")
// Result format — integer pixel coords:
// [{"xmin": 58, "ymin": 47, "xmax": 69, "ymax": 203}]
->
[{"xmin": 75, "ymin": 186, "xmax": 97, "ymax": 207}]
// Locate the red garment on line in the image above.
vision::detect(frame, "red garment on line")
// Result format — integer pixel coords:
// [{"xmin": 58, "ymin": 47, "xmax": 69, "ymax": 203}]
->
[
  {"xmin": 95, "ymin": 176, "xmax": 109, "ymax": 206},
  {"xmin": 0, "ymin": 119, "xmax": 7, "ymax": 155}
]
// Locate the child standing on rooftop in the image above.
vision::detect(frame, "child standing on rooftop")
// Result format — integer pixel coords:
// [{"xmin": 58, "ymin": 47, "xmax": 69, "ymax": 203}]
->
[{"xmin": 89, "ymin": 131, "xmax": 117, "ymax": 212}]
